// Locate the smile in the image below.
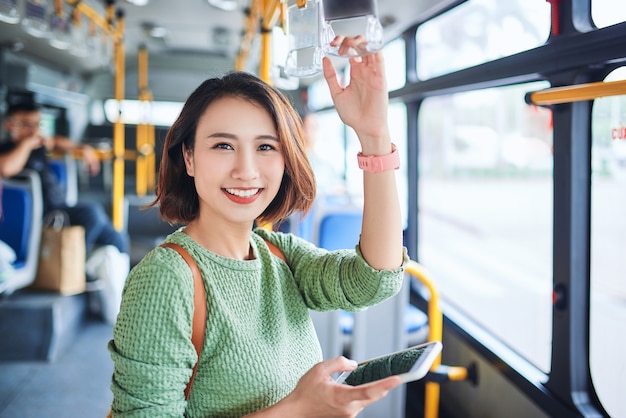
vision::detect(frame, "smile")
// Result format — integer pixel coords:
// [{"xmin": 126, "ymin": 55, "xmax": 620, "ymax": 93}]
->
[
  {"xmin": 223, "ymin": 188, "xmax": 262, "ymax": 204},
  {"xmin": 224, "ymin": 188, "xmax": 260, "ymax": 198}
]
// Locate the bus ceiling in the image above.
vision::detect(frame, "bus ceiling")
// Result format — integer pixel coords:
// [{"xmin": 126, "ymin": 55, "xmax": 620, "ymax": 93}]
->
[{"xmin": 0, "ymin": 0, "xmax": 463, "ymax": 93}]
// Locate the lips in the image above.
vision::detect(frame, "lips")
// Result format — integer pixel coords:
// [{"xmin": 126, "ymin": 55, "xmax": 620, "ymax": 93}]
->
[{"xmin": 223, "ymin": 188, "xmax": 262, "ymax": 204}]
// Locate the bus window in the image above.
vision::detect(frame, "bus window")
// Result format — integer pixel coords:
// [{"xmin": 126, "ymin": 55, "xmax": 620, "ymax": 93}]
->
[
  {"xmin": 104, "ymin": 99, "xmax": 183, "ymax": 126},
  {"xmin": 592, "ymin": 0, "xmax": 626, "ymax": 28},
  {"xmin": 418, "ymin": 81, "xmax": 553, "ymax": 372},
  {"xmin": 308, "ymin": 109, "xmax": 347, "ymax": 194},
  {"xmin": 308, "ymin": 78, "xmax": 334, "ymax": 111},
  {"xmin": 590, "ymin": 66, "xmax": 626, "ymax": 418},
  {"xmin": 416, "ymin": 0, "xmax": 550, "ymax": 80},
  {"xmin": 384, "ymin": 37, "xmax": 405, "ymax": 91},
  {"xmin": 308, "ymin": 103, "xmax": 407, "ymax": 228}
]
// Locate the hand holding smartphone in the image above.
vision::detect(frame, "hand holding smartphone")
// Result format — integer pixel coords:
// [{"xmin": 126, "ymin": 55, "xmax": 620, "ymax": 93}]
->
[{"xmin": 335, "ymin": 341, "xmax": 442, "ymax": 386}]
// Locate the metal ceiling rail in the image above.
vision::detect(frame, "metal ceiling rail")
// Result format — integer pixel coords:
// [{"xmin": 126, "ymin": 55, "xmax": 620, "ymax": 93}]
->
[
  {"xmin": 526, "ymin": 79, "xmax": 626, "ymax": 106},
  {"xmin": 65, "ymin": 0, "xmax": 123, "ymax": 42}
]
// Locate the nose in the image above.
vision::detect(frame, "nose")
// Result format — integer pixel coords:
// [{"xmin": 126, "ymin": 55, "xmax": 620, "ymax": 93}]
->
[{"xmin": 231, "ymin": 149, "xmax": 259, "ymax": 181}]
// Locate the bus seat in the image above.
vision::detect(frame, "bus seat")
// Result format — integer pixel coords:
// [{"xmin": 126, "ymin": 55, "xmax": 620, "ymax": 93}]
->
[
  {"xmin": 125, "ymin": 195, "xmax": 180, "ymax": 266},
  {"xmin": 0, "ymin": 170, "xmax": 44, "ymax": 295},
  {"xmin": 318, "ymin": 210, "xmax": 363, "ymax": 250},
  {"xmin": 277, "ymin": 207, "xmax": 315, "ymax": 242},
  {"xmin": 48, "ymin": 155, "xmax": 78, "ymax": 206},
  {"xmin": 339, "ymin": 304, "xmax": 429, "ymax": 351},
  {"xmin": 312, "ymin": 209, "xmax": 429, "ymax": 358}
]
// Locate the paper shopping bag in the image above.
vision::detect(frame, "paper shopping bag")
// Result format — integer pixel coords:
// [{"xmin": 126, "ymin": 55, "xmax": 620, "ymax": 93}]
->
[{"xmin": 33, "ymin": 222, "xmax": 86, "ymax": 295}]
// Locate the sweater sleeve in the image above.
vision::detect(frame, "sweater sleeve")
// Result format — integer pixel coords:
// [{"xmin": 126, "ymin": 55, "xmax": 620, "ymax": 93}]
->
[
  {"xmin": 255, "ymin": 230, "xmax": 409, "ymax": 312},
  {"xmin": 108, "ymin": 247, "xmax": 197, "ymax": 417}
]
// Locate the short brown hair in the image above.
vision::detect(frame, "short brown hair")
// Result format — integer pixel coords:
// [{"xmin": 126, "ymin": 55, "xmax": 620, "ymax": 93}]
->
[{"xmin": 154, "ymin": 72, "xmax": 316, "ymax": 225}]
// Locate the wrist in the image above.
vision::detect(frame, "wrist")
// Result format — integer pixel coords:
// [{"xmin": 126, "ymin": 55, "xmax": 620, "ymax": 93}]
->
[{"xmin": 357, "ymin": 143, "xmax": 400, "ymax": 172}]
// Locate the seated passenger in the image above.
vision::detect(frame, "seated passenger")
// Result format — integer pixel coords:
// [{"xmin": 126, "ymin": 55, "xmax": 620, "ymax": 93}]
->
[{"xmin": 0, "ymin": 99, "xmax": 129, "ymax": 322}]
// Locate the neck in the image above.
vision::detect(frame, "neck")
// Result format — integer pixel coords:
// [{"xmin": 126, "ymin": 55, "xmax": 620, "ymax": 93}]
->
[{"xmin": 184, "ymin": 217, "xmax": 255, "ymax": 260}]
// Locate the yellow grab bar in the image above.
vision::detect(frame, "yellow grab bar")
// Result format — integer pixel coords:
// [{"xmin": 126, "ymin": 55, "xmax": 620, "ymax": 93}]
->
[
  {"xmin": 405, "ymin": 261, "xmax": 442, "ymax": 418},
  {"xmin": 404, "ymin": 261, "xmax": 474, "ymax": 417},
  {"xmin": 526, "ymin": 79, "xmax": 626, "ymax": 106}
]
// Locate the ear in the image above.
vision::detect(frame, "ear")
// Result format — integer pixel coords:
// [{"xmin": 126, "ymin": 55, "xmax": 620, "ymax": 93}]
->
[{"xmin": 183, "ymin": 144, "xmax": 194, "ymax": 177}]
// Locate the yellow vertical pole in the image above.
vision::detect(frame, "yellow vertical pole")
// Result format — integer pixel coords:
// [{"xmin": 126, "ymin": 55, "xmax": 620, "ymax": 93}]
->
[
  {"xmin": 136, "ymin": 123, "xmax": 146, "ymax": 196},
  {"xmin": 112, "ymin": 9, "xmax": 126, "ymax": 231},
  {"xmin": 416, "ymin": 261, "xmax": 443, "ymax": 418},
  {"xmin": 146, "ymin": 123, "xmax": 155, "ymax": 192},
  {"xmin": 258, "ymin": 0, "xmax": 279, "ymax": 230},
  {"xmin": 259, "ymin": 27, "xmax": 272, "ymax": 83},
  {"xmin": 259, "ymin": 0, "xmax": 279, "ymax": 84},
  {"xmin": 424, "ymin": 285, "xmax": 443, "ymax": 418},
  {"xmin": 136, "ymin": 44, "xmax": 149, "ymax": 196},
  {"xmin": 235, "ymin": 0, "xmax": 262, "ymax": 71}
]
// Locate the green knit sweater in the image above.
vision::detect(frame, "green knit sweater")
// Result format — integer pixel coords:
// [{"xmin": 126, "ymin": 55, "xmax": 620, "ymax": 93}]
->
[{"xmin": 108, "ymin": 229, "xmax": 407, "ymax": 417}]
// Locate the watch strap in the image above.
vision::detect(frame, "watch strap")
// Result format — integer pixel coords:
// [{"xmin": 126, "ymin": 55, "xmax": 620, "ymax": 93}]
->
[{"xmin": 357, "ymin": 143, "xmax": 400, "ymax": 172}]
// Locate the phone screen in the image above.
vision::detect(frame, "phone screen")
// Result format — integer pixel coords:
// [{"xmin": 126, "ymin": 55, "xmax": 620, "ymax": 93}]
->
[{"xmin": 338, "ymin": 342, "xmax": 441, "ymax": 386}]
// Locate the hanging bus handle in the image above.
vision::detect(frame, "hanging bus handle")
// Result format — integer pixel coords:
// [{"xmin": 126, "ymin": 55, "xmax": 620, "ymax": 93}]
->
[
  {"xmin": 525, "ymin": 79, "xmax": 626, "ymax": 106},
  {"xmin": 406, "ymin": 261, "xmax": 477, "ymax": 418}
]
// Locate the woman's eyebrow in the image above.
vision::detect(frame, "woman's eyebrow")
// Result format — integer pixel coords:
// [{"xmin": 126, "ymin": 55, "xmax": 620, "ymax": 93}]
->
[
  {"xmin": 206, "ymin": 132, "xmax": 237, "ymax": 139},
  {"xmin": 205, "ymin": 132, "xmax": 278, "ymax": 140},
  {"xmin": 257, "ymin": 135, "xmax": 279, "ymax": 141}
]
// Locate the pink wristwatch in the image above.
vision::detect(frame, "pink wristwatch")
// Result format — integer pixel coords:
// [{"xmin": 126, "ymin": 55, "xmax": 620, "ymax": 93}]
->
[{"xmin": 357, "ymin": 143, "xmax": 400, "ymax": 172}]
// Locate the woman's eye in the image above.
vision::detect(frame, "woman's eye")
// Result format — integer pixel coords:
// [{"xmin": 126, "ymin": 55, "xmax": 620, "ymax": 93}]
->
[
  {"xmin": 259, "ymin": 144, "xmax": 276, "ymax": 151},
  {"xmin": 215, "ymin": 143, "xmax": 233, "ymax": 150}
]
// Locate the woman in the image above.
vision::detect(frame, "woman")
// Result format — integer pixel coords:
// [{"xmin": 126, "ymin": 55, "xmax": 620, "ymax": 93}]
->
[{"xmin": 109, "ymin": 36, "xmax": 408, "ymax": 417}]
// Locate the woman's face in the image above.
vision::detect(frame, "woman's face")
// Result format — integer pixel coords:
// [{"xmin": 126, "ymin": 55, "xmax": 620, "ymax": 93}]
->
[{"xmin": 184, "ymin": 96, "xmax": 285, "ymax": 226}]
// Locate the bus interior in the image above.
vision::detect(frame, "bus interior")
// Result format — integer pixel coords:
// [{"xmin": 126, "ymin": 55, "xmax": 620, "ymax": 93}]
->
[{"xmin": 1, "ymin": 0, "xmax": 625, "ymax": 417}]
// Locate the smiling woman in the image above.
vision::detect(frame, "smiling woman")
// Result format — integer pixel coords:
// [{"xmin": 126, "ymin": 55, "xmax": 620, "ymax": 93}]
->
[{"xmin": 107, "ymin": 43, "xmax": 407, "ymax": 417}]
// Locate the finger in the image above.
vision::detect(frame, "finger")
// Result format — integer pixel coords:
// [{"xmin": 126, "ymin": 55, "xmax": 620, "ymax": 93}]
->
[
  {"xmin": 338, "ymin": 35, "xmax": 367, "ymax": 56},
  {"xmin": 363, "ymin": 375, "xmax": 403, "ymax": 391},
  {"xmin": 345, "ymin": 376, "xmax": 402, "ymax": 403},
  {"xmin": 363, "ymin": 50, "xmax": 384, "ymax": 68},
  {"xmin": 317, "ymin": 356, "xmax": 358, "ymax": 376},
  {"xmin": 322, "ymin": 57, "xmax": 344, "ymax": 97},
  {"xmin": 330, "ymin": 35, "xmax": 345, "ymax": 47}
]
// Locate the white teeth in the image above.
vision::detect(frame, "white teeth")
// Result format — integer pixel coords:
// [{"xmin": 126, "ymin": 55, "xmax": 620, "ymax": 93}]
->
[{"xmin": 225, "ymin": 188, "xmax": 259, "ymax": 198}]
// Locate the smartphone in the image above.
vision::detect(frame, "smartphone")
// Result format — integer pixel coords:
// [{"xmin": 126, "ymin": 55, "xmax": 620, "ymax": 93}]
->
[{"xmin": 335, "ymin": 341, "xmax": 442, "ymax": 386}]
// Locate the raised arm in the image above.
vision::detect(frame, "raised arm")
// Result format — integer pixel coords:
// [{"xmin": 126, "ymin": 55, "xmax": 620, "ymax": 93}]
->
[
  {"xmin": 51, "ymin": 135, "xmax": 101, "ymax": 176},
  {"xmin": 0, "ymin": 135, "xmax": 44, "ymax": 177},
  {"xmin": 321, "ymin": 37, "xmax": 403, "ymax": 271}
]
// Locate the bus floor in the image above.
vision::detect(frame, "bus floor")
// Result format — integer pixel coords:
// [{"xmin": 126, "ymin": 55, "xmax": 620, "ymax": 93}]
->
[
  {"xmin": 0, "ymin": 317, "xmax": 113, "ymax": 418},
  {"xmin": 0, "ymin": 318, "xmax": 446, "ymax": 418}
]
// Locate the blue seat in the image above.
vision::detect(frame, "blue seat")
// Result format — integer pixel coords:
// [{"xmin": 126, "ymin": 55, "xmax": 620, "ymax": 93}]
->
[
  {"xmin": 316, "ymin": 209, "xmax": 429, "ymax": 351},
  {"xmin": 318, "ymin": 210, "xmax": 362, "ymax": 250},
  {"xmin": 48, "ymin": 155, "xmax": 78, "ymax": 206},
  {"xmin": 0, "ymin": 170, "xmax": 44, "ymax": 294},
  {"xmin": 48, "ymin": 159, "xmax": 68, "ymax": 194},
  {"xmin": 339, "ymin": 305, "xmax": 428, "ymax": 335}
]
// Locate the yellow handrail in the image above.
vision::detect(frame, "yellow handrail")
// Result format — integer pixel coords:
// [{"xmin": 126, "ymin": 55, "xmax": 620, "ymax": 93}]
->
[
  {"xmin": 64, "ymin": 0, "xmax": 126, "ymax": 230},
  {"xmin": 136, "ymin": 45, "xmax": 155, "ymax": 197},
  {"xmin": 65, "ymin": 0, "xmax": 123, "ymax": 42},
  {"xmin": 526, "ymin": 79, "xmax": 626, "ymax": 106},
  {"xmin": 235, "ymin": 0, "xmax": 262, "ymax": 71},
  {"xmin": 405, "ymin": 261, "xmax": 442, "ymax": 418},
  {"xmin": 111, "ymin": 9, "xmax": 126, "ymax": 231},
  {"xmin": 405, "ymin": 261, "xmax": 471, "ymax": 418}
]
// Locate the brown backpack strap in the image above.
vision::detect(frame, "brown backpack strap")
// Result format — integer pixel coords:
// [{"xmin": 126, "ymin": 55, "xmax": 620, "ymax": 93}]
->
[
  {"xmin": 160, "ymin": 243, "xmax": 206, "ymax": 400},
  {"xmin": 264, "ymin": 239, "xmax": 286, "ymax": 262}
]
